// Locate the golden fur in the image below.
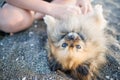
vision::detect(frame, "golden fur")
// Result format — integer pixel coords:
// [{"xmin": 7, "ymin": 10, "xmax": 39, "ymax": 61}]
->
[{"xmin": 44, "ymin": 5, "xmax": 107, "ymax": 80}]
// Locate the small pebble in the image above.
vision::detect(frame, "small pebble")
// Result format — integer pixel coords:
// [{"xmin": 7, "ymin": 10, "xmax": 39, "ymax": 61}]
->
[
  {"xmin": 49, "ymin": 77, "xmax": 52, "ymax": 80},
  {"xmin": 0, "ymin": 42, "xmax": 3, "ymax": 46},
  {"xmin": 22, "ymin": 77, "xmax": 26, "ymax": 80},
  {"xmin": 105, "ymin": 76, "xmax": 110, "ymax": 79},
  {"xmin": 16, "ymin": 57, "xmax": 19, "ymax": 61},
  {"xmin": 110, "ymin": 78, "xmax": 114, "ymax": 80},
  {"xmin": 21, "ymin": 56, "xmax": 24, "ymax": 60},
  {"xmin": 34, "ymin": 24, "xmax": 38, "ymax": 28},
  {"xmin": 30, "ymin": 44, "xmax": 34, "ymax": 47},
  {"xmin": 29, "ymin": 32, "xmax": 34, "ymax": 37},
  {"xmin": 2, "ymin": 56, "xmax": 5, "ymax": 60},
  {"xmin": 118, "ymin": 67, "xmax": 120, "ymax": 69},
  {"xmin": 34, "ymin": 75, "xmax": 38, "ymax": 80}
]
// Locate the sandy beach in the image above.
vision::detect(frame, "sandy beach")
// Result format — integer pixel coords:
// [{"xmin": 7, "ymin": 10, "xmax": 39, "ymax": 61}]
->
[{"xmin": 0, "ymin": 0, "xmax": 120, "ymax": 80}]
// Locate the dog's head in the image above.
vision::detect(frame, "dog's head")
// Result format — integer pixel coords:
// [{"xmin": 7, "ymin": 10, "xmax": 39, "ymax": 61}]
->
[{"xmin": 44, "ymin": 5, "xmax": 107, "ymax": 69}]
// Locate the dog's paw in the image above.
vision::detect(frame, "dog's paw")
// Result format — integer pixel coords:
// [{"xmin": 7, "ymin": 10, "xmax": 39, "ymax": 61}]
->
[
  {"xmin": 49, "ymin": 58, "xmax": 62, "ymax": 71},
  {"xmin": 43, "ymin": 15, "xmax": 56, "ymax": 28},
  {"xmin": 93, "ymin": 4, "xmax": 107, "ymax": 29},
  {"xmin": 76, "ymin": 65, "xmax": 89, "ymax": 76},
  {"xmin": 94, "ymin": 4, "xmax": 103, "ymax": 13}
]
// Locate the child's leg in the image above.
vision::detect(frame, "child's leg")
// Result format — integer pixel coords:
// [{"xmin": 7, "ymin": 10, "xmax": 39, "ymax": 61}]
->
[
  {"xmin": 34, "ymin": 0, "xmax": 53, "ymax": 20},
  {"xmin": 0, "ymin": 3, "xmax": 35, "ymax": 33},
  {"xmin": 51, "ymin": 0, "xmax": 76, "ymax": 5}
]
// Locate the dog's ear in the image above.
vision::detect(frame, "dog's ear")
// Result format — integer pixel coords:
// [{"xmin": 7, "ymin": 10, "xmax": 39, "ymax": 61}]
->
[
  {"xmin": 93, "ymin": 4, "xmax": 107, "ymax": 29},
  {"xmin": 43, "ymin": 15, "xmax": 56, "ymax": 27},
  {"xmin": 43, "ymin": 15, "xmax": 58, "ymax": 33}
]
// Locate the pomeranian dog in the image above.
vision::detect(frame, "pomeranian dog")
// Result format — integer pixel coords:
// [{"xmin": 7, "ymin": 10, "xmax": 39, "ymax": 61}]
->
[{"xmin": 44, "ymin": 5, "xmax": 107, "ymax": 80}]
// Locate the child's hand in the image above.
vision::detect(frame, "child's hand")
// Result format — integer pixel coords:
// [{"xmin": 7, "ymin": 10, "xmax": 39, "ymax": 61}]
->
[
  {"xmin": 76, "ymin": 0, "xmax": 93, "ymax": 14},
  {"xmin": 49, "ymin": 3, "xmax": 81, "ymax": 19}
]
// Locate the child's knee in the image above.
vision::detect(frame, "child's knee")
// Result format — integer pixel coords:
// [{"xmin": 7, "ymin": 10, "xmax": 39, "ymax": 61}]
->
[
  {"xmin": 0, "ymin": 11, "xmax": 23, "ymax": 32},
  {"xmin": 0, "ymin": 15, "xmax": 33, "ymax": 33}
]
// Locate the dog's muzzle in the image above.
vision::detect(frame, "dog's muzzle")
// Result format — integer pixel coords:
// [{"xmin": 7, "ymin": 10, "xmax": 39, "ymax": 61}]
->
[{"xmin": 66, "ymin": 32, "xmax": 79, "ymax": 41}]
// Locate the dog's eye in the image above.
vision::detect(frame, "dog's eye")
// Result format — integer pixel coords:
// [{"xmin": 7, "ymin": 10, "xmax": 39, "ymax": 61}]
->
[
  {"xmin": 76, "ymin": 45, "xmax": 81, "ymax": 49},
  {"xmin": 62, "ymin": 43, "xmax": 68, "ymax": 48},
  {"xmin": 60, "ymin": 34, "xmax": 66, "ymax": 39},
  {"xmin": 61, "ymin": 34, "xmax": 66, "ymax": 39}
]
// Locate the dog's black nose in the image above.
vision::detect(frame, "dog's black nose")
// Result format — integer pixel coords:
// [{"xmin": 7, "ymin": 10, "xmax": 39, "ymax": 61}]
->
[
  {"xmin": 66, "ymin": 32, "xmax": 79, "ymax": 41},
  {"xmin": 68, "ymin": 35, "xmax": 75, "ymax": 40}
]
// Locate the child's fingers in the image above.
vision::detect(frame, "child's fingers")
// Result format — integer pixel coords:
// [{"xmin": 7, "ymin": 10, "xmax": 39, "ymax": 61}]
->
[
  {"xmin": 87, "ymin": 4, "xmax": 93, "ymax": 12},
  {"xmin": 81, "ymin": 4, "xmax": 87, "ymax": 14},
  {"xmin": 80, "ymin": 3, "xmax": 93, "ymax": 14},
  {"xmin": 79, "ymin": 2, "xmax": 88, "ymax": 14},
  {"xmin": 34, "ymin": 12, "xmax": 44, "ymax": 20},
  {"xmin": 67, "ymin": 5, "xmax": 82, "ymax": 15}
]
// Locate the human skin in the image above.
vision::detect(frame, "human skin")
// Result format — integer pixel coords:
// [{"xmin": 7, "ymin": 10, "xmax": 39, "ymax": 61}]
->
[{"xmin": 0, "ymin": 0, "xmax": 92, "ymax": 33}]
